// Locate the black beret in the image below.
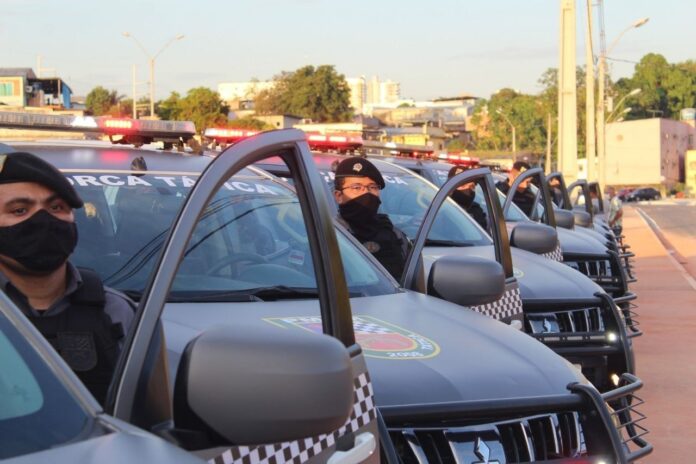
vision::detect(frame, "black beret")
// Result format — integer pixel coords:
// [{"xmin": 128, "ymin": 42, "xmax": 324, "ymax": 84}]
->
[
  {"xmin": 0, "ymin": 152, "xmax": 83, "ymax": 208},
  {"xmin": 512, "ymin": 161, "xmax": 531, "ymax": 172},
  {"xmin": 447, "ymin": 165, "xmax": 469, "ymax": 179},
  {"xmin": 334, "ymin": 157, "xmax": 385, "ymax": 189}
]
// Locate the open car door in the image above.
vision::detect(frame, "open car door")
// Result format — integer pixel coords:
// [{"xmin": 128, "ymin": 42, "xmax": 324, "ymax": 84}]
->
[
  {"xmin": 106, "ymin": 130, "xmax": 380, "ymax": 464},
  {"xmin": 400, "ymin": 167, "xmax": 523, "ymax": 327}
]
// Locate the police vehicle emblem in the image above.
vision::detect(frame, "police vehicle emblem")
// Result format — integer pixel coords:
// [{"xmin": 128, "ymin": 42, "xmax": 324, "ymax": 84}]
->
[
  {"xmin": 474, "ymin": 437, "xmax": 501, "ymax": 464},
  {"xmin": 353, "ymin": 163, "xmax": 363, "ymax": 173},
  {"xmin": 363, "ymin": 241, "xmax": 381, "ymax": 253},
  {"xmin": 265, "ymin": 315, "xmax": 440, "ymax": 360}
]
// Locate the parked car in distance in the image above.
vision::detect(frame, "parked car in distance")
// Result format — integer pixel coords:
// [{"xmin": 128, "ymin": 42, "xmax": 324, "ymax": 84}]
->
[
  {"xmin": 626, "ymin": 187, "xmax": 661, "ymax": 202},
  {"xmin": 617, "ymin": 188, "xmax": 634, "ymax": 201}
]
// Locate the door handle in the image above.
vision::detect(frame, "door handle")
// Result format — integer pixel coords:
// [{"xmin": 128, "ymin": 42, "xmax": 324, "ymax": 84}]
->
[{"xmin": 327, "ymin": 432, "xmax": 376, "ymax": 464}]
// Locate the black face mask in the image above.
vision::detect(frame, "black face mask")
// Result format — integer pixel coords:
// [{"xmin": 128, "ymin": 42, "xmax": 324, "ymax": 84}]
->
[
  {"xmin": 0, "ymin": 209, "xmax": 78, "ymax": 274},
  {"xmin": 452, "ymin": 189, "xmax": 476, "ymax": 208},
  {"xmin": 339, "ymin": 193, "xmax": 381, "ymax": 234}
]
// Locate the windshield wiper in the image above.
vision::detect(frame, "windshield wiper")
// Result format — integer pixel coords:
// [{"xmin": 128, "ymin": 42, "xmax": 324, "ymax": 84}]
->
[{"xmin": 424, "ymin": 239, "xmax": 475, "ymax": 247}]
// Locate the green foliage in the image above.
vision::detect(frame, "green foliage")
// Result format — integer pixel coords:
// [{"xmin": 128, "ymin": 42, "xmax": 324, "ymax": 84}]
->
[
  {"xmin": 613, "ymin": 53, "xmax": 696, "ymax": 119},
  {"xmin": 254, "ymin": 65, "xmax": 352, "ymax": 122},
  {"xmin": 227, "ymin": 116, "xmax": 273, "ymax": 130},
  {"xmin": 85, "ymin": 86, "xmax": 120, "ymax": 116},
  {"xmin": 445, "ymin": 139, "xmax": 468, "ymax": 152},
  {"xmin": 154, "ymin": 88, "xmax": 228, "ymax": 132},
  {"xmin": 156, "ymin": 92, "xmax": 182, "ymax": 120}
]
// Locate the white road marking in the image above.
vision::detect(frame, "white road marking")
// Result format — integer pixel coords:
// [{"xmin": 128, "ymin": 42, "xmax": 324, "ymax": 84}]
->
[{"xmin": 635, "ymin": 207, "xmax": 696, "ymax": 292}]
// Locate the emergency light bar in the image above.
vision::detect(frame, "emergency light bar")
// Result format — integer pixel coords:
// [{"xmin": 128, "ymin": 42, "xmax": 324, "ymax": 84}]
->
[
  {"xmin": 305, "ymin": 132, "xmax": 363, "ymax": 152},
  {"xmin": 438, "ymin": 152, "xmax": 480, "ymax": 167},
  {"xmin": 203, "ymin": 127, "xmax": 364, "ymax": 152},
  {"xmin": 0, "ymin": 111, "xmax": 197, "ymax": 142}
]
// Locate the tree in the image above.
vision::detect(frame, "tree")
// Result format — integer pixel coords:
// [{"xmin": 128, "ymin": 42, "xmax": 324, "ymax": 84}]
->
[
  {"xmin": 85, "ymin": 86, "xmax": 120, "ymax": 116},
  {"xmin": 255, "ymin": 65, "xmax": 352, "ymax": 122},
  {"xmin": 227, "ymin": 116, "xmax": 273, "ymax": 130},
  {"xmin": 155, "ymin": 92, "xmax": 182, "ymax": 120},
  {"xmin": 175, "ymin": 88, "xmax": 229, "ymax": 133}
]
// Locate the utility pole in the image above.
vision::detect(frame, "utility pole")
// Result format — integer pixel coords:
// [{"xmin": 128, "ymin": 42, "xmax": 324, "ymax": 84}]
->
[
  {"xmin": 132, "ymin": 65, "xmax": 137, "ymax": 119},
  {"xmin": 584, "ymin": 0, "xmax": 596, "ymax": 182},
  {"xmin": 546, "ymin": 112, "xmax": 552, "ymax": 174},
  {"xmin": 558, "ymin": 0, "xmax": 578, "ymax": 182}
]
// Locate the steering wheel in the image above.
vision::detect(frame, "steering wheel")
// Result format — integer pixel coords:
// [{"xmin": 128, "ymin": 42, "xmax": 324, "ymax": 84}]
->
[{"xmin": 206, "ymin": 252, "xmax": 269, "ymax": 276}]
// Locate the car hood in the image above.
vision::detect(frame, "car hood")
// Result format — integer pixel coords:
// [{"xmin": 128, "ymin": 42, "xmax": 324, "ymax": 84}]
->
[
  {"xmin": 424, "ymin": 245, "xmax": 604, "ymax": 301},
  {"xmin": 7, "ymin": 416, "xmax": 203, "ymax": 463},
  {"xmin": 162, "ymin": 293, "xmax": 588, "ymax": 408},
  {"xmin": 574, "ymin": 224, "xmax": 611, "ymax": 246},
  {"xmin": 557, "ymin": 227, "xmax": 609, "ymax": 257}
]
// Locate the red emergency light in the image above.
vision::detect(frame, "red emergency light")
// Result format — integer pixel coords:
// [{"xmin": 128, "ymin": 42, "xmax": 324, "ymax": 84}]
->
[
  {"xmin": 306, "ymin": 132, "xmax": 363, "ymax": 152},
  {"xmin": 99, "ymin": 118, "xmax": 140, "ymax": 135}
]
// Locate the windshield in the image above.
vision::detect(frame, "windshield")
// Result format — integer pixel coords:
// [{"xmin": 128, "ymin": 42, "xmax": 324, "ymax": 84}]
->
[
  {"xmin": 0, "ymin": 311, "xmax": 94, "ymax": 459},
  {"xmin": 321, "ymin": 166, "xmax": 491, "ymax": 246},
  {"xmin": 67, "ymin": 170, "xmax": 396, "ymax": 301}
]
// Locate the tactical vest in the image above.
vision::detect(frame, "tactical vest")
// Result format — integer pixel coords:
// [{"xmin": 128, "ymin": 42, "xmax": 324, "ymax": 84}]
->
[{"xmin": 28, "ymin": 268, "xmax": 124, "ymax": 405}]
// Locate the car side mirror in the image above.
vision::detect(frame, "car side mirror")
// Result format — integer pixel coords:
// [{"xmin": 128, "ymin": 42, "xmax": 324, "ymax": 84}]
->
[
  {"xmin": 573, "ymin": 210, "xmax": 592, "ymax": 228},
  {"xmin": 555, "ymin": 209, "xmax": 575, "ymax": 229},
  {"xmin": 174, "ymin": 325, "xmax": 353, "ymax": 446},
  {"xmin": 509, "ymin": 222, "xmax": 558, "ymax": 255},
  {"xmin": 427, "ymin": 255, "xmax": 506, "ymax": 306}
]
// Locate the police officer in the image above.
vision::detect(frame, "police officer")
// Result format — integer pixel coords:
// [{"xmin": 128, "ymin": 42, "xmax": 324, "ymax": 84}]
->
[
  {"xmin": 496, "ymin": 161, "xmax": 536, "ymax": 216},
  {"xmin": 333, "ymin": 157, "xmax": 410, "ymax": 280},
  {"xmin": 0, "ymin": 152, "xmax": 134, "ymax": 404},
  {"xmin": 447, "ymin": 165, "xmax": 487, "ymax": 230}
]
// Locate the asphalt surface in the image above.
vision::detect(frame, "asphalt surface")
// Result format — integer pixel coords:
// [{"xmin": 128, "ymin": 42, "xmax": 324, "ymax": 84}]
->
[{"xmin": 621, "ymin": 202, "xmax": 696, "ymax": 462}]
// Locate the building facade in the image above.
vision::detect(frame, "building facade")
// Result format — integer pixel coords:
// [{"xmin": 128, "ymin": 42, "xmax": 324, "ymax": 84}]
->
[{"xmin": 605, "ymin": 118, "xmax": 695, "ymax": 190}]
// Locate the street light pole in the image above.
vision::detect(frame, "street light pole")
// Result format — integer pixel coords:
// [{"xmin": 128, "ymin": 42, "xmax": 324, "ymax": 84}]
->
[
  {"xmin": 496, "ymin": 108, "xmax": 516, "ymax": 154},
  {"xmin": 597, "ymin": 17, "xmax": 649, "ymax": 187},
  {"xmin": 122, "ymin": 32, "xmax": 185, "ymax": 118}
]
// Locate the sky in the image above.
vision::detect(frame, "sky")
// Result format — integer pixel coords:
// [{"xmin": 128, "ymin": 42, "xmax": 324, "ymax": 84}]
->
[{"xmin": 2, "ymin": 0, "xmax": 694, "ymax": 101}]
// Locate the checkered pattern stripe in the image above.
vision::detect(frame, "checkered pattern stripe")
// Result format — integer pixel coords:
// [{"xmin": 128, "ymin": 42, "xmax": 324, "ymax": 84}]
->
[
  {"xmin": 542, "ymin": 242, "xmax": 563, "ymax": 262},
  {"xmin": 210, "ymin": 372, "xmax": 376, "ymax": 464},
  {"xmin": 353, "ymin": 320, "xmax": 392, "ymax": 334},
  {"xmin": 470, "ymin": 286, "xmax": 523, "ymax": 321}
]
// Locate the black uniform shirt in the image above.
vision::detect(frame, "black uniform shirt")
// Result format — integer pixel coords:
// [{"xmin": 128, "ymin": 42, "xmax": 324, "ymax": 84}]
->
[
  {"xmin": 0, "ymin": 263, "xmax": 135, "ymax": 346},
  {"xmin": 497, "ymin": 180, "xmax": 537, "ymax": 217}
]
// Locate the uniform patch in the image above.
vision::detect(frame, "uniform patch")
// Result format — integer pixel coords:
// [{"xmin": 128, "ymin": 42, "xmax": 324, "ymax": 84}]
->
[
  {"xmin": 265, "ymin": 315, "xmax": 440, "ymax": 360},
  {"xmin": 57, "ymin": 332, "xmax": 98, "ymax": 371},
  {"xmin": 363, "ymin": 241, "xmax": 381, "ymax": 253}
]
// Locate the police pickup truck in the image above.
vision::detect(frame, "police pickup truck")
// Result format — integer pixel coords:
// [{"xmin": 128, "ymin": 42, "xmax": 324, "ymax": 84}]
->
[
  {"xmin": 253, "ymin": 150, "xmax": 635, "ymax": 393},
  {"xmin": 0, "ymin": 113, "xmax": 651, "ymax": 463}
]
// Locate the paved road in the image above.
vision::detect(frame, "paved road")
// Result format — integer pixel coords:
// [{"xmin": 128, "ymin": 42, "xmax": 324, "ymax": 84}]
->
[
  {"xmin": 620, "ymin": 203, "xmax": 696, "ymax": 463},
  {"xmin": 632, "ymin": 200, "xmax": 696, "ymax": 279}
]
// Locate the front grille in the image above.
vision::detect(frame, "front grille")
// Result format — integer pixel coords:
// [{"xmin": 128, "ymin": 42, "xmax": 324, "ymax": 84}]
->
[
  {"xmin": 563, "ymin": 254, "xmax": 625, "ymax": 296},
  {"xmin": 526, "ymin": 306, "xmax": 605, "ymax": 340},
  {"xmin": 390, "ymin": 412, "xmax": 587, "ymax": 463}
]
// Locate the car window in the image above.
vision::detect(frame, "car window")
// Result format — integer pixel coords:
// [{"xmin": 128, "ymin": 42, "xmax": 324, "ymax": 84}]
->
[
  {"xmin": 0, "ymin": 312, "xmax": 95, "ymax": 459},
  {"xmin": 66, "ymin": 170, "xmax": 396, "ymax": 301},
  {"xmin": 321, "ymin": 168, "xmax": 491, "ymax": 246}
]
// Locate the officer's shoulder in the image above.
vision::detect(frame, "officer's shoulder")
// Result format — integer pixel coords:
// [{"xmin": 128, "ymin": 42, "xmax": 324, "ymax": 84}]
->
[{"xmin": 103, "ymin": 287, "xmax": 137, "ymax": 312}]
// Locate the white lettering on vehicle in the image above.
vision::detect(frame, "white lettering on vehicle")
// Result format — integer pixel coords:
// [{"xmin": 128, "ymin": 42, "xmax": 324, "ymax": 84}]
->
[
  {"xmin": 72, "ymin": 175, "xmax": 102, "ymax": 187},
  {"xmin": 181, "ymin": 176, "xmax": 197, "ymax": 187},
  {"xmin": 154, "ymin": 176, "xmax": 178, "ymax": 187},
  {"xmin": 383, "ymin": 175, "xmax": 408, "ymax": 185},
  {"xmin": 99, "ymin": 175, "xmax": 125, "ymax": 186},
  {"xmin": 63, "ymin": 174, "xmax": 280, "ymax": 195}
]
